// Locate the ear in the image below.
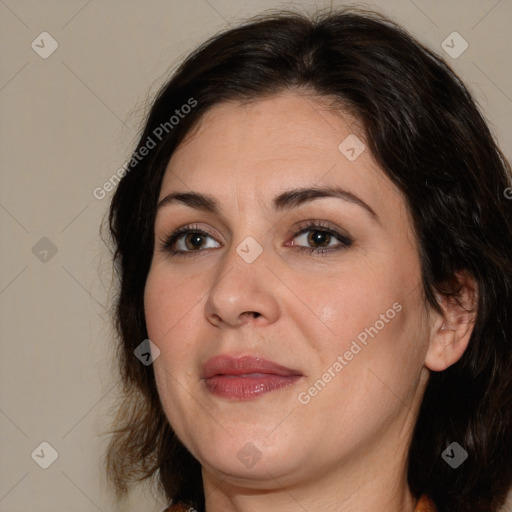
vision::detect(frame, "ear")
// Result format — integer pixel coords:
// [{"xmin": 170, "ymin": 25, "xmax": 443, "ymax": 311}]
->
[{"xmin": 425, "ymin": 271, "xmax": 478, "ymax": 372}]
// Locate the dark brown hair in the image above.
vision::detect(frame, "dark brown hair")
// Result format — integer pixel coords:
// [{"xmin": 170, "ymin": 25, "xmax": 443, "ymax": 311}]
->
[{"xmin": 104, "ymin": 7, "xmax": 512, "ymax": 511}]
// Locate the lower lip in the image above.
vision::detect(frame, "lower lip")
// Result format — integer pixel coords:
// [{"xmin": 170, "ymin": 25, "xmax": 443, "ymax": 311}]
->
[{"xmin": 204, "ymin": 374, "xmax": 302, "ymax": 400}]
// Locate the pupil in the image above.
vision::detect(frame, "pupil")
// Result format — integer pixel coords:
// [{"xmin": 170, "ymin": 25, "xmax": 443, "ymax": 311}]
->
[
  {"xmin": 187, "ymin": 233, "xmax": 204, "ymax": 249},
  {"xmin": 309, "ymin": 230, "xmax": 330, "ymax": 247}
]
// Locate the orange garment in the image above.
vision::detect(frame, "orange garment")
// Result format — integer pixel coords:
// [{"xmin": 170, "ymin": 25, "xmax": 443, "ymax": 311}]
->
[
  {"xmin": 415, "ymin": 494, "xmax": 438, "ymax": 511},
  {"xmin": 163, "ymin": 493, "xmax": 437, "ymax": 511}
]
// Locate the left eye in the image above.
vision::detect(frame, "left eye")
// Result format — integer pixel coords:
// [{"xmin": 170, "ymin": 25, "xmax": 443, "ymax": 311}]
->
[{"xmin": 291, "ymin": 227, "xmax": 350, "ymax": 251}]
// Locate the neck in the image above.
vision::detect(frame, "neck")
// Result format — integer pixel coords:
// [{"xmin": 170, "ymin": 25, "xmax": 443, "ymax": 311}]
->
[{"xmin": 202, "ymin": 411, "xmax": 419, "ymax": 512}]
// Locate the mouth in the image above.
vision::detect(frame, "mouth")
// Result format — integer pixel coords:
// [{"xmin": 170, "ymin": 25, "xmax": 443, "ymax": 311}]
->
[{"xmin": 201, "ymin": 354, "xmax": 303, "ymax": 400}]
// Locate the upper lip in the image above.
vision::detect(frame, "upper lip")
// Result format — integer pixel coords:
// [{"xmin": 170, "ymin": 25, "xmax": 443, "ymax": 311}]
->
[{"xmin": 201, "ymin": 355, "xmax": 302, "ymax": 379}]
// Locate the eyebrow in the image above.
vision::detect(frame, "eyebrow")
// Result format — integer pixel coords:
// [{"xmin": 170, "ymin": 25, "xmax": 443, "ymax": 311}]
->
[{"xmin": 157, "ymin": 185, "xmax": 379, "ymax": 222}]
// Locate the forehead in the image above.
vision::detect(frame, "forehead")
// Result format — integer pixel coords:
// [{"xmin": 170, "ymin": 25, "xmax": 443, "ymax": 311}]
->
[
  {"xmin": 159, "ymin": 92, "xmax": 405, "ymax": 225},
  {"xmin": 166, "ymin": 92, "xmax": 363, "ymax": 171}
]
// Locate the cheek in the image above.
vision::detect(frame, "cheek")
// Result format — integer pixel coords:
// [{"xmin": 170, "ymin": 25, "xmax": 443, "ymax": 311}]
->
[
  {"xmin": 144, "ymin": 268, "xmax": 199, "ymax": 393},
  {"xmin": 307, "ymin": 265, "xmax": 401, "ymax": 346},
  {"xmin": 144, "ymin": 266, "xmax": 199, "ymax": 345},
  {"xmin": 307, "ymin": 251, "xmax": 426, "ymax": 382},
  {"xmin": 304, "ymin": 291, "xmax": 428, "ymax": 441},
  {"xmin": 144, "ymin": 269, "xmax": 201, "ymax": 432}
]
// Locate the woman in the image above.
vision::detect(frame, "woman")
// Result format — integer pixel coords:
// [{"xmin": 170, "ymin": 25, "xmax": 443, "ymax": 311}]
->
[{"xmin": 104, "ymin": 7, "xmax": 512, "ymax": 512}]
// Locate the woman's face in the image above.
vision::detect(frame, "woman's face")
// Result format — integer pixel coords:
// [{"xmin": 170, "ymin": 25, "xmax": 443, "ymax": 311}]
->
[{"xmin": 144, "ymin": 91, "xmax": 433, "ymax": 490}]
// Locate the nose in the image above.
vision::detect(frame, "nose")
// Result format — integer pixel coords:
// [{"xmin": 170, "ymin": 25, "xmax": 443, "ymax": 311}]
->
[{"xmin": 203, "ymin": 243, "xmax": 280, "ymax": 328}]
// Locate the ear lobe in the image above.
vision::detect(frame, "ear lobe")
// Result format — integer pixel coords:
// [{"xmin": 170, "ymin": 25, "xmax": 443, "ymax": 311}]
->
[{"xmin": 425, "ymin": 271, "xmax": 478, "ymax": 372}]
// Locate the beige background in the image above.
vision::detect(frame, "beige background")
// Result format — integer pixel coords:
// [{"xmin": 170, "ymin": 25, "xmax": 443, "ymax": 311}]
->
[{"xmin": 0, "ymin": 1, "xmax": 511, "ymax": 510}]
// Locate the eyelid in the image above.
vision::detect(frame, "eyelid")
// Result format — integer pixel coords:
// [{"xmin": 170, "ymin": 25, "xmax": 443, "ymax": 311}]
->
[{"xmin": 289, "ymin": 219, "xmax": 350, "ymax": 239}]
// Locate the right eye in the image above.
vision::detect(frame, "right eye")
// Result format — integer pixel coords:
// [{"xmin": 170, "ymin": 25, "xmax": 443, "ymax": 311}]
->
[{"xmin": 160, "ymin": 224, "xmax": 221, "ymax": 256}]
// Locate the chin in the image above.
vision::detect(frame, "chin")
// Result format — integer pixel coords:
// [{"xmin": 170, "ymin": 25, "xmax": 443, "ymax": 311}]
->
[{"xmin": 194, "ymin": 432, "xmax": 302, "ymax": 482}]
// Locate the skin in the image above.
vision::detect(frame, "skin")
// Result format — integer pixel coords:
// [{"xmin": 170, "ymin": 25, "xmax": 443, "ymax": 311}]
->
[{"xmin": 144, "ymin": 91, "xmax": 476, "ymax": 512}]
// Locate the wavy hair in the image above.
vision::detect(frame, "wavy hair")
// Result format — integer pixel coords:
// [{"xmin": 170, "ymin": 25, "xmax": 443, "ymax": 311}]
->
[{"xmin": 104, "ymin": 7, "xmax": 512, "ymax": 511}]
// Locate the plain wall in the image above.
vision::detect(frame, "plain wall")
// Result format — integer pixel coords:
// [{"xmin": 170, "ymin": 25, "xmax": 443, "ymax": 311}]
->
[{"xmin": 1, "ymin": 1, "xmax": 511, "ymax": 510}]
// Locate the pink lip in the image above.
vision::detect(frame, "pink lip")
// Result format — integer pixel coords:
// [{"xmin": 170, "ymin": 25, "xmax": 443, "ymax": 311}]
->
[{"xmin": 201, "ymin": 355, "xmax": 303, "ymax": 400}]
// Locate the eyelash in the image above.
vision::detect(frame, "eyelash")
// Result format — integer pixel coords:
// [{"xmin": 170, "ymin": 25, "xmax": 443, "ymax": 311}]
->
[{"xmin": 159, "ymin": 221, "xmax": 353, "ymax": 257}]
